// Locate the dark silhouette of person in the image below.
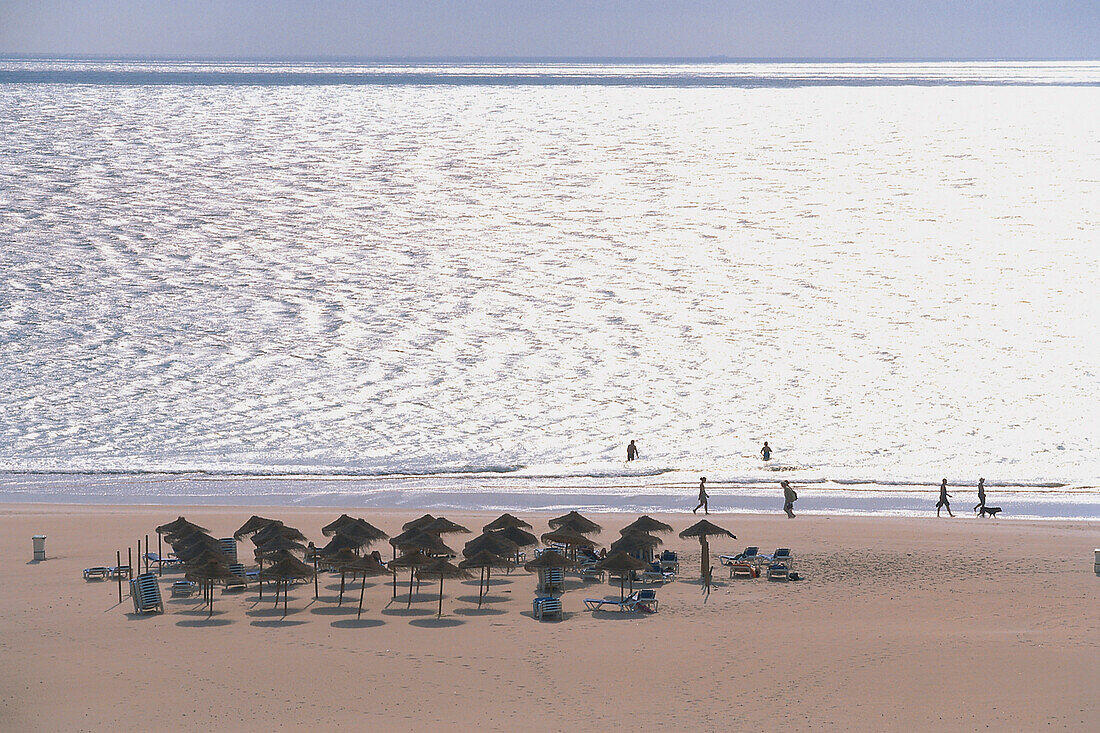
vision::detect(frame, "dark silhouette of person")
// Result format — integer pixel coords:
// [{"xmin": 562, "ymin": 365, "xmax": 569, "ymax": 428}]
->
[
  {"xmin": 626, "ymin": 440, "xmax": 639, "ymax": 461},
  {"xmin": 781, "ymin": 480, "xmax": 797, "ymax": 518},
  {"xmin": 702, "ymin": 564, "xmax": 714, "ymax": 601},
  {"xmin": 693, "ymin": 477, "xmax": 709, "ymax": 515},
  {"xmin": 936, "ymin": 479, "xmax": 954, "ymax": 517},
  {"xmin": 761, "ymin": 441, "xmax": 772, "ymax": 461},
  {"xmin": 973, "ymin": 477, "xmax": 986, "ymax": 514}
]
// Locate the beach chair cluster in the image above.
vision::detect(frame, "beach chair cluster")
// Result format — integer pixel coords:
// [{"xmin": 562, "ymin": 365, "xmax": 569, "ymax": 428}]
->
[
  {"xmin": 130, "ymin": 572, "xmax": 164, "ymax": 614},
  {"xmin": 719, "ymin": 547, "xmax": 795, "ymax": 581},
  {"xmin": 583, "ymin": 589, "xmax": 659, "ymax": 613}
]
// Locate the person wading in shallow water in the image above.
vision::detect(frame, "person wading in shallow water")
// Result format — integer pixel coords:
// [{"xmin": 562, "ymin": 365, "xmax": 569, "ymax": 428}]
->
[
  {"xmin": 626, "ymin": 440, "xmax": 639, "ymax": 462},
  {"xmin": 693, "ymin": 477, "xmax": 709, "ymax": 515},
  {"xmin": 761, "ymin": 441, "xmax": 772, "ymax": 461},
  {"xmin": 973, "ymin": 477, "xmax": 986, "ymax": 514},
  {"xmin": 936, "ymin": 478, "xmax": 954, "ymax": 517},
  {"xmin": 781, "ymin": 480, "xmax": 798, "ymax": 518}
]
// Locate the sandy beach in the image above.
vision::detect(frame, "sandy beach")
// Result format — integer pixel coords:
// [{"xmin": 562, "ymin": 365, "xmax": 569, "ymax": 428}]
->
[{"xmin": 1, "ymin": 503, "xmax": 1096, "ymax": 731}]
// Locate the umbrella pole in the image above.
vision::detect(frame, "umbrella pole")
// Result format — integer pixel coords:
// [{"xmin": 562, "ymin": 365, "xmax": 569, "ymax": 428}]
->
[
  {"xmin": 438, "ymin": 575, "xmax": 444, "ymax": 618},
  {"xmin": 478, "ymin": 568, "xmax": 485, "ymax": 608},
  {"xmin": 283, "ymin": 580, "xmax": 288, "ymax": 618},
  {"xmin": 258, "ymin": 558, "xmax": 264, "ymax": 599},
  {"xmin": 313, "ymin": 556, "xmax": 318, "ymax": 599},
  {"xmin": 208, "ymin": 581, "xmax": 213, "ymax": 618},
  {"xmin": 339, "ymin": 571, "xmax": 345, "ymax": 606},
  {"xmin": 700, "ymin": 537, "xmax": 710, "ymax": 579},
  {"xmin": 391, "ymin": 569, "xmax": 397, "ymax": 599},
  {"xmin": 157, "ymin": 535, "xmax": 163, "ymax": 577},
  {"xmin": 358, "ymin": 576, "xmax": 366, "ymax": 620},
  {"xmin": 408, "ymin": 568, "xmax": 414, "ymax": 608}
]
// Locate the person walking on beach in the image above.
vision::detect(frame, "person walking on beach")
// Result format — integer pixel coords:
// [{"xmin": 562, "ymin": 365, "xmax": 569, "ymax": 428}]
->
[
  {"xmin": 973, "ymin": 477, "xmax": 986, "ymax": 514},
  {"xmin": 761, "ymin": 441, "xmax": 772, "ymax": 461},
  {"xmin": 693, "ymin": 477, "xmax": 709, "ymax": 515},
  {"xmin": 626, "ymin": 440, "xmax": 639, "ymax": 462},
  {"xmin": 936, "ymin": 479, "xmax": 954, "ymax": 517},
  {"xmin": 781, "ymin": 480, "xmax": 798, "ymax": 518}
]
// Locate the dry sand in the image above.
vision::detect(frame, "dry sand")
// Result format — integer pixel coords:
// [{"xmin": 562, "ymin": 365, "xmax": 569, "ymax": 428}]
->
[{"xmin": 1, "ymin": 503, "xmax": 1097, "ymax": 732}]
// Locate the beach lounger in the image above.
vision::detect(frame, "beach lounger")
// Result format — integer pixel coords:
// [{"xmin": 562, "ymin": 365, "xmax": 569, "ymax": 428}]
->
[
  {"xmin": 170, "ymin": 580, "xmax": 198, "ymax": 598},
  {"xmin": 728, "ymin": 561, "xmax": 758, "ymax": 579},
  {"xmin": 223, "ymin": 563, "xmax": 248, "ymax": 590},
  {"xmin": 84, "ymin": 566, "xmax": 112, "ymax": 581},
  {"xmin": 637, "ymin": 562, "xmax": 675, "ymax": 584},
  {"xmin": 766, "ymin": 562, "xmax": 791, "ymax": 581},
  {"xmin": 720, "ymin": 547, "xmax": 759, "ymax": 566},
  {"xmin": 583, "ymin": 589, "xmax": 658, "ymax": 613},
  {"xmin": 576, "ymin": 562, "xmax": 605, "ymax": 581},
  {"xmin": 538, "ymin": 567, "xmax": 565, "ymax": 593},
  {"xmin": 219, "ymin": 538, "xmax": 238, "ymax": 563},
  {"xmin": 659, "ymin": 550, "xmax": 679, "ymax": 574},
  {"xmin": 533, "ymin": 596, "xmax": 562, "ymax": 620},
  {"xmin": 130, "ymin": 572, "xmax": 164, "ymax": 614},
  {"xmin": 109, "ymin": 565, "xmax": 132, "ymax": 580}
]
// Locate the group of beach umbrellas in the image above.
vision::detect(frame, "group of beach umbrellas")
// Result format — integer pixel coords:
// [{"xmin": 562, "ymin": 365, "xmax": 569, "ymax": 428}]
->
[{"xmin": 152, "ymin": 510, "xmax": 738, "ymax": 620}]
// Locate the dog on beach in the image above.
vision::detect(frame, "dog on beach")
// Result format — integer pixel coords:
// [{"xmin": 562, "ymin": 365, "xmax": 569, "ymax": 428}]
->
[{"xmin": 977, "ymin": 506, "xmax": 1003, "ymax": 518}]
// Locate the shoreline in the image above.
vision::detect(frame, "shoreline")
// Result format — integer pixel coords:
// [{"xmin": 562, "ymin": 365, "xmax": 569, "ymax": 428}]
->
[{"xmin": 3, "ymin": 503, "xmax": 1097, "ymax": 730}]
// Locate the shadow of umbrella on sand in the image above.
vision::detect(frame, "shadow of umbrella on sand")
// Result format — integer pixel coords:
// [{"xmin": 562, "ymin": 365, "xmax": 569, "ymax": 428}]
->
[
  {"xmin": 259, "ymin": 555, "xmax": 316, "ymax": 618},
  {"xmin": 416, "ymin": 558, "xmax": 472, "ymax": 617},
  {"xmin": 459, "ymin": 550, "xmax": 515, "ymax": 608},
  {"xmin": 679, "ymin": 519, "xmax": 736, "ymax": 578},
  {"xmin": 595, "ymin": 551, "xmax": 649, "ymax": 600}
]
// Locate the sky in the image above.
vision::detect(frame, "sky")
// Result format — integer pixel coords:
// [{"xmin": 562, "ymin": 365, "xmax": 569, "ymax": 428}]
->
[{"xmin": 1, "ymin": 0, "xmax": 1098, "ymax": 60}]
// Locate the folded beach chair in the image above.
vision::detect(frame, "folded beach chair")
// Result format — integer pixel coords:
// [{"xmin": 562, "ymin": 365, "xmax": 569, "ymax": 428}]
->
[
  {"xmin": 720, "ymin": 547, "xmax": 759, "ymax": 566},
  {"xmin": 584, "ymin": 589, "xmax": 659, "ymax": 613},
  {"xmin": 83, "ymin": 566, "xmax": 112, "ymax": 581},
  {"xmin": 170, "ymin": 580, "xmax": 198, "ymax": 598},
  {"xmin": 533, "ymin": 596, "xmax": 563, "ymax": 620},
  {"xmin": 130, "ymin": 572, "xmax": 164, "ymax": 614}
]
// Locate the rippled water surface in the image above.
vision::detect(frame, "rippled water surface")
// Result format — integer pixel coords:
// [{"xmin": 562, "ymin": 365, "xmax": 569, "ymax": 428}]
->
[{"xmin": 1, "ymin": 61, "xmax": 1098, "ymax": 503}]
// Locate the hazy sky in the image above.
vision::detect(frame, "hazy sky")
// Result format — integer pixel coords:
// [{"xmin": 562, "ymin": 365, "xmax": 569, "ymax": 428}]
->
[{"xmin": 1, "ymin": 1, "xmax": 1098, "ymax": 59}]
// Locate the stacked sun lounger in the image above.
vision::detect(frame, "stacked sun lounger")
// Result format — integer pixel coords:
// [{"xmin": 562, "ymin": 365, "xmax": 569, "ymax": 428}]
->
[
  {"xmin": 130, "ymin": 572, "xmax": 164, "ymax": 614},
  {"xmin": 532, "ymin": 596, "xmax": 562, "ymax": 620}
]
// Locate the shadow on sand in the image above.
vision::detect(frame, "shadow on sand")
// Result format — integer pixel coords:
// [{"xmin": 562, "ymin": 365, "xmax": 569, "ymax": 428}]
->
[
  {"xmin": 176, "ymin": 617, "xmax": 235, "ymax": 627},
  {"xmin": 330, "ymin": 618, "xmax": 386, "ymax": 629},
  {"xmin": 409, "ymin": 617, "xmax": 465, "ymax": 628},
  {"xmin": 381, "ymin": 606, "xmax": 434, "ymax": 617}
]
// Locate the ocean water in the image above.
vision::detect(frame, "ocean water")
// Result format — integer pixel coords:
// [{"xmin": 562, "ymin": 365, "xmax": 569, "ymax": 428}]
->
[{"xmin": 1, "ymin": 60, "xmax": 1098, "ymax": 516}]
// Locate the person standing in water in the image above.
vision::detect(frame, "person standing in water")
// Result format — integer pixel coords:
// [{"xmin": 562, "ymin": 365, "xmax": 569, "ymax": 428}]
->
[
  {"xmin": 626, "ymin": 440, "xmax": 639, "ymax": 462},
  {"xmin": 973, "ymin": 477, "xmax": 986, "ymax": 514},
  {"xmin": 781, "ymin": 480, "xmax": 798, "ymax": 518},
  {"xmin": 761, "ymin": 441, "xmax": 772, "ymax": 461},
  {"xmin": 693, "ymin": 477, "xmax": 709, "ymax": 515},
  {"xmin": 936, "ymin": 479, "xmax": 954, "ymax": 517}
]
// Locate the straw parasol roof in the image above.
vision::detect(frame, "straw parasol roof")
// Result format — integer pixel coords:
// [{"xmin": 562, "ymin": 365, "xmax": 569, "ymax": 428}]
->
[
  {"xmin": 260, "ymin": 555, "xmax": 317, "ymax": 617},
  {"xmin": 460, "ymin": 550, "xmax": 516, "ymax": 608},
  {"xmin": 483, "ymin": 513, "xmax": 532, "ymax": 532},
  {"xmin": 389, "ymin": 550, "xmax": 436, "ymax": 607},
  {"xmin": 595, "ymin": 551, "xmax": 650, "ymax": 600},
  {"xmin": 339, "ymin": 554, "xmax": 390, "ymax": 619},
  {"xmin": 184, "ymin": 554, "xmax": 235, "ymax": 617},
  {"xmin": 319, "ymin": 533, "xmax": 368, "ymax": 557},
  {"xmin": 170, "ymin": 534, "xmax": 226, "ymax": 562},
  {"xmin": 401, "ymin": 514, "xmax": 437, "ymax": 532},
  {"xmin": 253, "ymin": 535, "xmax": 306, "ymax": 558},
  {"xmin": 156, "ymin": 517, "xmax": 208, "ymax": 535},
  {"xmin": 420, "ymin": 517, "xmax": 471, "ymax": 536},
  {"xmin": 390, "ymin": 531, "xmax": 455, "ymax": 557},
  {"xmin": 416, "ymin": 558, "xmax": 473, "ymax": 617},
  {"xmin": 620, "ymin": 515, "xmax": 674, "ymax": 535},
  {"xmin": 322, "ymin": 547, "xmax": 368, "ymax": 606},
  {"xmin": 250, "ymin": 521, "xmax": 307, "ymax": 546},
  {"xmin": 609, "ymin": 532, "xmax": 663, "ymax": 558},
  {"xmin": 523, "ymin": 550, "xmax": 577, "ymax": 571},
  {"xmin": 494, "ymin": 526, "xmax": 538, "ymax": 549},
  {"xmin": 541, "ymin": 527, "xmax": 599, "ymax": 548},
  {"xmin": 321, "ymin": 514, "xmax": 360, "ymax": 537},
  {"xmin": 679, "ymin": 519, "xmax": 736, "ymax": 578},
  {"xmin": 463, "ymin": 532, "xmax": 520, "ymax": 559},
  {"xmin": 234, "ymin": 515, "xmax": 280, "ymax": 539},
  {"xmin": 548, "ymin": 511, "xmax": 602, "ymax": 535},
  {"xmin": 322, "ymin": 515, "xmax": 389, "ymax": 543}
]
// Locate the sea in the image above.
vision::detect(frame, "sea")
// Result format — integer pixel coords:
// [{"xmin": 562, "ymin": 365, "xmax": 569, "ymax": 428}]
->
[{"xmin": 1, "ymin": 59, "xmax": 1098, "ymax": 519}]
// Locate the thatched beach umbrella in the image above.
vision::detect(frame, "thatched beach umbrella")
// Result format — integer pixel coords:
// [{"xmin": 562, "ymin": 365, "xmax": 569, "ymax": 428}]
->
[
  {"xmin": 483, "ymin": 513, "xmax": 533, "ymax": 532},
  {"xmin": 463, "ymin": 532, "xmax": 520, "ymax": 560},
  {"xmin": 595, "ymin": 551, "xmax": 649, "ymax": 600},
  {"xmin": 322, "ymin": 547, "xmax": 361, "ymax": 605},
  {"xmin": 250, "ymin": 521, "xmax": 307, "ymax": 546},
  {"xmin": 416, "ymin": 558, "xmax": 472, "ymax": 617},
  {"xmin": 390, "ymin": 531, "xmax": 455, "ymax": 558},
  {"xmin": 389, "ymin": 550, "xmax": 434, "ymax": 607},
  {"xmin": 253, "ymin": 534, "xmax": 306, "ymax": 559},
  {"xmin": 541, "ymin": 527, "xmax": 599, "ymax": 560},
  {"xmin": 495, "ymin": 526, "xmax": 538, "ymax": 550},
  {"xmin": 548, "ymin": 511, "xmax": 602, "ymax": 536},
  {"xmin": 679, "ymin": 519, "xmax": 736, "ymax": 578},
  {"xmin": 420, "ymin": 517, "xmax": 471, "ymax": 536},
  {"xmin": 339, "ymin": 553, "xmax": 390, "ymax": 619},
  {"xmin": 156, "ymin": 517, "xmax": 209, "ymax": 536},
  {"xmin": 401, "ymin": 514, "xmax": 437, "ymax": 532},
  {"xmin": 322, "ymin": 515, "xmax": 388, "ymax": 544},
  {"xmin": 259, "ymin": 555, "xmax": 316, "ymax": 618},
  {"xmin": 169, "ymin": 532, "xmax": 226, "ymax": 563},
  {"xmin": 609, "ymin": 531, "xmax": 663, "ymax": 562},
  {"xmin": 620, "ymin": 515, "xmax": 674, "ymax": 535},
  {"xmin": 184, "ymin": 554, "xmax": 235, "ymax": 617},
  {"xmin": 234, "ymin": 515, "xmax": 280, "ymax": 539},
  {"xmin": 459, "ymin": 551, "xmax": 515, "ymax": 608},
  {"xmin": 524, "ymin": 549, "xmax": 577, "ymax": 593}
]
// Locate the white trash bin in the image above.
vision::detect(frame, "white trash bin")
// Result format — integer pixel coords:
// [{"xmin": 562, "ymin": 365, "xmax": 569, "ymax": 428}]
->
[{"xmin": 32, "ymin": 535, "xmax": 47, "ymax": 561}]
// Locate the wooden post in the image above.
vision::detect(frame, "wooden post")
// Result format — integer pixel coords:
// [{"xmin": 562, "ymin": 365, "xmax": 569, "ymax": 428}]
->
[
  {"xmin": 438, "ymin": 576, "xmax": 444, "ymax": 617},
  {"xmin": 700, "ymin": 537, "xmax": 710, "ymax": 578},
  {"xmin": 157, "ymin": 534, "xmax": 163, "ymax": 576},
  {"xmin": 144, "ymin": 535, "xmax": 150, "ymax": 572},
  {"xmin": 116, "ymin": 550, "xmax": 123, "ymax": 603},
  {"xmin": 128, "ymin": 547, "xmax": 134, "ymax": 582}
]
